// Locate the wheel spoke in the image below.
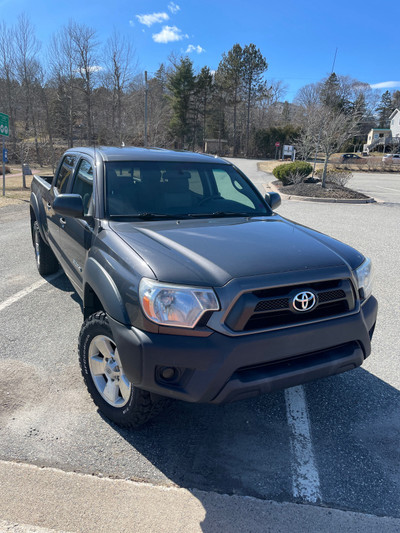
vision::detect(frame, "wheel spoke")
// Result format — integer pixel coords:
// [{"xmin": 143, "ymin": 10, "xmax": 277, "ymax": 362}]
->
[
  {"xmin": 113, "ymin": 347, "xmax": 123, "ymax": 367},
  {"xmin": 93, "ymin": 336, "xmax": 115, "ymax": 359},
  {"xmin": 103, "ymin": 379, "xmax": 120, "ymax": 405},
  {"xmin": 89, "ymin": 355, "xmax": 106, "ymax": 376},
  {"xmin": 87, "ymin": 333, "xmax": 131, "ymax": 408},
  {"xmin": 119, "ymin": 375, "xmax": 131, "ymax": 401}
]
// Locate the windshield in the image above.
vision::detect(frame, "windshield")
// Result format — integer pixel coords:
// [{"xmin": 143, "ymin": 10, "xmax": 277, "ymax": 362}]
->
[{"xmin": 105, "ymin": 161, "xmax": 270, "ymax": 219}]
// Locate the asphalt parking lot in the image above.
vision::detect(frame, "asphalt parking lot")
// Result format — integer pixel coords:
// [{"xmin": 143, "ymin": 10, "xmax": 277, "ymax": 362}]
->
[{"xmin": 0, "ymin": 161, "xmax": 399, "ymax": 530}]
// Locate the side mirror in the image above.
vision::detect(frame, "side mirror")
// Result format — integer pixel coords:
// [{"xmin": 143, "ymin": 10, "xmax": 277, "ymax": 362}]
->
[
  {"xmin": 264, "ymin": 192, "xmax": 281, "ymax": 211},
  {"xmin": 53, "ymin": 194, "xmax": 84, "ymax": 218}
]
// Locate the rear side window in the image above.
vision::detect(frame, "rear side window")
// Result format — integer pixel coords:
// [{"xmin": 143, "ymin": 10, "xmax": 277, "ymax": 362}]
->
[
  {"xmin": 55, "ymin": 155, "xmax": 76, "ymax": 193},
  {"xmin": 71, "ymin": 159, "xmax": 93, "ymax": 215}
]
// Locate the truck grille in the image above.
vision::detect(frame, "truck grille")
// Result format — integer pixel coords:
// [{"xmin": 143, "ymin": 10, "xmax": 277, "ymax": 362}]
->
[{"xmin": 225, "ymin": 279, "xmax": 355, "ymax": 332}]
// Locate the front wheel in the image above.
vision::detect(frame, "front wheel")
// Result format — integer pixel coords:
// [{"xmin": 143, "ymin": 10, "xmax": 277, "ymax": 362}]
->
[{"xmin": 79, "ymin": 312, "xmax": 167, "ymax": 428}]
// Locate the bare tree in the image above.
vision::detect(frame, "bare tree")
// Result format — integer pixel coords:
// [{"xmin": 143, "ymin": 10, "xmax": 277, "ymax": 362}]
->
[
  {"xmin": 67, "ymin": 21, "xmax": 99, "ymax": 144},
  {"xmin": 317, "ymin": 107, "xmax": 360, "ymax": 186},
  {"xmin": 295, "ymin": 109, "xmax": 320, "ymax": 161},
  {"xmin": 14, "ymin": 14, "xmax": 42, "ymax": 166},
  {"xmin": 103, "ymin": 30, "xmax": 136, "ymax": 144},
  {"xmin": 147, "ymin": 64, "xmax": 172, "ymax": 147},
  {"xmin": 0, "ymin": 21, "xmax": 18, "ymax": 157},
  {"xmin": 48, "ymin": 26, "xmax": 78, "ymax": 147},
  {"xmin": 294, "ymin": 83, "xmax": 321, "ymax": 109}
]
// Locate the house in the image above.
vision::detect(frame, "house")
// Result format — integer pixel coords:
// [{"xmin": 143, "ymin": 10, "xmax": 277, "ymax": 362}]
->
[
  {"xmin": 366, "ymin": 128, "xmax": 391, "ymax": 146},
  {"xmin": 204, "ymin": 139, "xmax": 228, "ymax": 155},
  {"xmin": 365, "ymin": 110, "xmax": 400, "ymax": 152},
  {"xmin": 389, "ymin": 108, "xmax": 400, "ymax": 139}
]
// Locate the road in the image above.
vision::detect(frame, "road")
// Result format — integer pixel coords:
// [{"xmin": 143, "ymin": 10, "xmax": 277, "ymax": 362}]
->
[
  {"xmin": 0, "ymin": 163, "xmax": 399, "ymax": 531},
  {"xmin": 350, "ymin": 171, "xmax": 400, "ymax": 204}
]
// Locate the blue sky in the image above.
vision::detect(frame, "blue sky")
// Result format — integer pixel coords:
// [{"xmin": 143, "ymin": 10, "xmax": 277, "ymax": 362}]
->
[{"xmin": 1, "ymin": 0, "xmax": 399, "ymax": 102}]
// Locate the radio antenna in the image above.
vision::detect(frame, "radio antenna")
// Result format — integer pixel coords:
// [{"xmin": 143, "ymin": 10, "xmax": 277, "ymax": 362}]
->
[{"xmin": 331, "ymin": 47, "xmax": 338, "ymax": 74}]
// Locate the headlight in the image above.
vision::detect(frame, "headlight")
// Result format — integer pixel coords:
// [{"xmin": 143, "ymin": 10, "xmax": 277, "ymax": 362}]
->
[
  {"xmin": 355, "ymin": 258, "xmax": 374, "ymax": 300},
  {"xmin": 139, "ymin": 278, "xmax": 220, "ymax": 328}
]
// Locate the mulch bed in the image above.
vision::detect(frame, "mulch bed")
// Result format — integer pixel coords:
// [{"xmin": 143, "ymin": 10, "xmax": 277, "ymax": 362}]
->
[{"xmin": 273, "ymin": 181, "xmax": 369, "ymax": 200}]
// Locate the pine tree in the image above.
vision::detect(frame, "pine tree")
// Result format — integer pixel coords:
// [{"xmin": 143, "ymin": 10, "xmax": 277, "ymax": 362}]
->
[
  {"xmin": 376, "ymin": 90, "xmax": 393, "ymax": 128},
  {"xmin": 167, "ymin": 57, "xmax": 195, "ymax": 148},
  {"xmin": 319, "ymin": 73, "xmax": 348, "ymax": 112},
  {"xmin": 217, "ymin": 44, "xmax": 244, "ymax": 156},
  {"xmin": 194, "ymin": 66, "xmax": 213, "ymax": 150},
  {"xmin": 242, "ymin": 44, "xmax": 268, "ymax": 156}
]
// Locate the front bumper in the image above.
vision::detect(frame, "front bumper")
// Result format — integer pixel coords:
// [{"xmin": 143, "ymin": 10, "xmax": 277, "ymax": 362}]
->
[{"xmin": 110, "ymin": 295, "xmax": 377, "ymax": 404}]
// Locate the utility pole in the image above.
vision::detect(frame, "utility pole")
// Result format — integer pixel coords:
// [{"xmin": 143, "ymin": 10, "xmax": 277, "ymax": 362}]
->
[{"xmin": 144, "ymin": 71, "xmax": 148, "ymax": 148}]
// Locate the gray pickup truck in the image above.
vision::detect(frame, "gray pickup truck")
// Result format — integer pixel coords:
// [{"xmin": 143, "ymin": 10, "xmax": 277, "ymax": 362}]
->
[{"xmin": 30, "ymin": 146, "xmax": 377, "ymax": 427}]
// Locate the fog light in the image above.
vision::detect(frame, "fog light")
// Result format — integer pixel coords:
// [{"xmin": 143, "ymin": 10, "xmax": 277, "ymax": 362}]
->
[{"xmin": 161, "ymin": 367, "xmax": 176, "ymax": 380}]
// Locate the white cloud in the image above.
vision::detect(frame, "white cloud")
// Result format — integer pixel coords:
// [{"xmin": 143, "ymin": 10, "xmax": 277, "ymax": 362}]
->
[
  {"xmin": 153, "ymin": 25, "xmax": 188, "ymax": 43},
  {"xmin": 136, "ymin": 12, "xmax": 169, "ymax": 27},
  {"xmin": 186, "ymin": 44, "xmax": 205, "ymax": 54},
  {"xmin": 168, "ymin": 2, "xmax": 180, "ymax": 14},
  {"xmin": 129, "ymin": 20, "xmax": 134, "ymax": 27},
  {"xmin": 370, "ymin": 81, "xmax": 400, "ymax": 89},
  {"xmin": 75, "ymin": 65, "xmax": 103, "ymax": 75}
]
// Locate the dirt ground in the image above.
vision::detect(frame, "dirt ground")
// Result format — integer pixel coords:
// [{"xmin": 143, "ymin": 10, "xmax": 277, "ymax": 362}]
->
[
  {"xmin": 272, "ymin": 180, "xmax": 369, "ymax": 200},
  {"xmin": 0, "ymin": 165, "xmax": 53, "ymax": 207}
]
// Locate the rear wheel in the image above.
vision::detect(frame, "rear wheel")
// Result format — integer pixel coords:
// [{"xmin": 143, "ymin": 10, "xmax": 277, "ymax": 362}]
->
[
  {"xmin": 33, "ymin": 220, "xmax": 59, "ymax": 276},
  {"xmin": 79, "ymin": 312, "xmax": 168, "ymax": 428}
]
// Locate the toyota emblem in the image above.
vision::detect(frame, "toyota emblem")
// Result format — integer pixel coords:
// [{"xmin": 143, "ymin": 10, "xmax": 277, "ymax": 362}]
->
[{"xmin": 292, "ymin": 291, "xmax": 316, "ymax": 312}]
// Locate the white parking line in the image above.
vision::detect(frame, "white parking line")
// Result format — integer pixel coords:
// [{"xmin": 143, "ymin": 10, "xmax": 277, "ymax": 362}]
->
[
  {"xmin": 375, "ymin": 185, "xmax": 400, "ymax": 193},
  {"xmin": 285, "ymin": 385, "xmax": 322, "ymax": 503},
  {"xmin": 0, "ymin": 271, "xmax": 63, "ymax": 313}
]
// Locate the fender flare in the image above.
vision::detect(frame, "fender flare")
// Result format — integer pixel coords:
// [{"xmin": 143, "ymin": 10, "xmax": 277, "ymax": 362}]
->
[
  {"xmin": 84, "ymin": 257, "xmax": 130, "ymax": 325},
  {"xmin": 30, "ymin": 192, "xmax": 49, "ymax": 244}
]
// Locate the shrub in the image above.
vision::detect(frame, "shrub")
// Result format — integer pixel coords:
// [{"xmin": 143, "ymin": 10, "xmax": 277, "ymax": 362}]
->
[
  {"xmin": 0, "ymin": 165, "xmax": 11, "ymax": 176},
  {"xmin": 272, "ymin": 161, "xmax": 313, "ymax": 186},
  {"xmin": 315, "ymin": 169, "xmax": 352, "ymax": 187}
]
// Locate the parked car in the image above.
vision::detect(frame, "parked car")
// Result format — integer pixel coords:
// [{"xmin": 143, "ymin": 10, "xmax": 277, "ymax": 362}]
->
[
  {"xmin": 29, "ymin": 147, "xmax": 378, "ymax": 428},
  {"xmin": 340, "ymin": 154, "xmax": 365, "ymax": 163},
  {"xmin": 382, "ymin": 154, "xmax": 400, "ymax": 163}
]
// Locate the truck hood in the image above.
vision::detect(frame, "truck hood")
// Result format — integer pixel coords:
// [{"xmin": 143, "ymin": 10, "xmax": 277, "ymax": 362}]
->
[{"xmin": 109, "ymin": 216, "xmax": 364, "ymax": 286}]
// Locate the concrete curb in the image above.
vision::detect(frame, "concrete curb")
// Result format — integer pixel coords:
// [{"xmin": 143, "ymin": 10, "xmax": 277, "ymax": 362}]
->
[
  {"xmin": 266, "ymin": 181, "xmax": 377, "ymax": 204},
  {"xmin": 1, "ymin": 460, "xmax": 400, "ymax": 533}
]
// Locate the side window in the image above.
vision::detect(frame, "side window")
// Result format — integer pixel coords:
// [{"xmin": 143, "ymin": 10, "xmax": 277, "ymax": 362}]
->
[
  {"xmin": 71, "ymin": 159, "xmax": 93, "ymax": 215},
  {"xmin": 55, "ymin": 155, "xmax": 76, "ymax": 193},
  {"xmin": 213, "ymin": 168, "xmax": 255, "ymax": 208}
]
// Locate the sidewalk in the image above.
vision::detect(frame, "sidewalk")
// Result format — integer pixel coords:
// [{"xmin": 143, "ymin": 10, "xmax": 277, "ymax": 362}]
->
[{"xmin": 1, "ymin": 460, "xmax": 399, "ymax": 533}]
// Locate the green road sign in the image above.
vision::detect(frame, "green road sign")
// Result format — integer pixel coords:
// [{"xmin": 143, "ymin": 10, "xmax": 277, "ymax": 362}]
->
[{"xmin": 0, "ymin": 112, "xmax": 10, "ymax": 137}]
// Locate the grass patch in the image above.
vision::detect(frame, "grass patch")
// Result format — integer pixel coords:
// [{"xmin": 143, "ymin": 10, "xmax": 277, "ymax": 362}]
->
[{"xmin": 0, "ymin": 165, "xmax": 53, "ymax": 208}]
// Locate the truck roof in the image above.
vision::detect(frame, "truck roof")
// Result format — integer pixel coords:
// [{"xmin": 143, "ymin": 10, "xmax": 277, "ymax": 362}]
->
[{"xmin": 64, "ymin": 146, "xmax": 229, "ymax": 165}]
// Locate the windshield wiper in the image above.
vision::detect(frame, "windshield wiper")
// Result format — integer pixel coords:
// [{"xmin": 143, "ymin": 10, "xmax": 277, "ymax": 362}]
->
[
  {"xmin": 135, "ymin": 212, "xmax": 171, "ymax": 219},
  {"xmin": 186, "ymin": 212, "xmax": 262, "ymax": 218}
]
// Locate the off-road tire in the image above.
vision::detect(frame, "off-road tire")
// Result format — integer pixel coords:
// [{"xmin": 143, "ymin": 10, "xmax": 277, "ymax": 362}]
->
[
  {"xmin": 33, "ymin": 220, "xmax": 59, "ymax": 276},
  {"xmin": 79, "ymin": 312, "xmax": 167, "ymax": 428}
]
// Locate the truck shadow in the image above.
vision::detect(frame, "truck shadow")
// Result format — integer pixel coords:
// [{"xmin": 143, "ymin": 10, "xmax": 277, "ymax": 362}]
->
[
  {"xmin": 44, "ymin": 270, "xmax": 82, "ymax": 309},
  {"xmin": 103, "ymin": 367, "xmax": 400, "ymax": 529}
]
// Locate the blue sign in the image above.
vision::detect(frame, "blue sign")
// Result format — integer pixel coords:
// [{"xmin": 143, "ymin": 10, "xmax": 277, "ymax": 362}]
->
[{"xmin": 3, "ymin": 148, "xmax": 8, "ymax": 163}]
